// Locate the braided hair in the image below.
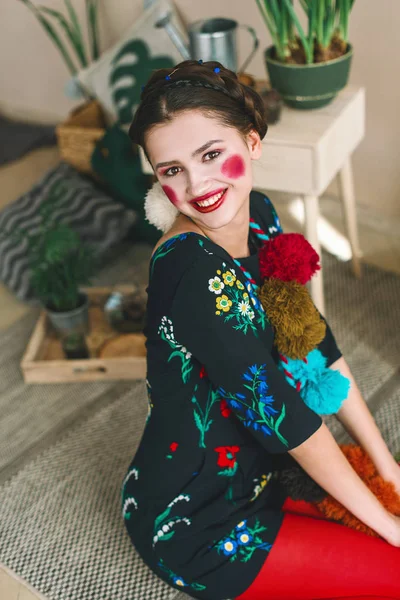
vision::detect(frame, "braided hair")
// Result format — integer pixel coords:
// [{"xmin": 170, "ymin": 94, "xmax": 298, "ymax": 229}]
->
[{"xmin": 128, "ymin": 60, "xmax": 267, "ymax": 153}]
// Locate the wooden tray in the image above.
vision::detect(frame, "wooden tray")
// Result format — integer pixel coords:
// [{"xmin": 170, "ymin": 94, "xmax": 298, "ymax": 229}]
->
[{"xmin": 21, "ymin": 287, "xmax": 147, "ymax": 384}]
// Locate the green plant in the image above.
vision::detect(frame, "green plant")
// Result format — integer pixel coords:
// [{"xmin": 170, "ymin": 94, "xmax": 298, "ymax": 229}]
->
[
  {"xmin": 20, "ymin": 0, "xmax": 99, "ymax": 75},
  {"xmin": 0, "ymin": 181, "xmax": 96, "ymax": 312},
  {"xmin": 255, "ymin": 0, "xmax": 356, "ymax": 64}
]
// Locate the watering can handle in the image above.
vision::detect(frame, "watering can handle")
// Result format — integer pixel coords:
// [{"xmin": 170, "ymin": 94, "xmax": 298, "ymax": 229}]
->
[{"xmin": 238, "ymin": 25, "xmax": 259, "ymax": 73}]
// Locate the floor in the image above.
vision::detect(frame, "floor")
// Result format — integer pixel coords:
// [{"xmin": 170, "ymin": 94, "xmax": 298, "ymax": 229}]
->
[{"xmin": 1, "ymin": 148, "xmax": 400, "ymax": 599}]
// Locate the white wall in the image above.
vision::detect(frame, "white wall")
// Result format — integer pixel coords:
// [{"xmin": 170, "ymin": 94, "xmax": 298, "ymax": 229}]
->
[{"xmin": 1, "ymin": 0, "xmax": 399, "ymax": 218}]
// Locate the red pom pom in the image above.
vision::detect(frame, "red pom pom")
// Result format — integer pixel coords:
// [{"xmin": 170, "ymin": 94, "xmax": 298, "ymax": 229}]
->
[{"xmin": 259, "ymin": 233, "xmax": 320, "ymax": 284}]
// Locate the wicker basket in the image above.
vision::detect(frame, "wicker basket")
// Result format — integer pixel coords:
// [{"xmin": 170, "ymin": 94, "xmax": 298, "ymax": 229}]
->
[{"xmin": 56, "ymin": 100, "xmax": 106, "ymax": 175}]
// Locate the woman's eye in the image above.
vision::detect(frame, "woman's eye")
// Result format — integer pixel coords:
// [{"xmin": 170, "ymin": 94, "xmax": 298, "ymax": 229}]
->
[
  {"xmin": 164, "ymin": 166, "xmax": 181, "ymax": 177},
  {"xmin": 204, "ymin": 150, "xmax": 221, "ymax": 161}
]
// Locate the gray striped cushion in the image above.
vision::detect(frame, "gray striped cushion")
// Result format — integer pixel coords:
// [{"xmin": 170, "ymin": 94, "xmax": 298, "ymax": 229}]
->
[{"xmin": 0, "ymin": 162, "xmax": 137, "ymax": 303}]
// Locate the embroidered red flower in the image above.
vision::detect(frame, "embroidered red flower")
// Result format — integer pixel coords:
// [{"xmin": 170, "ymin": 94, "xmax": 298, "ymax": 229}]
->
[
  {"xmin": 169, "ymin": 442, "xmax": 179, "ymax": 452},
  {"xmin": 199, "ymin": 365, "xmax": 207, "ymax": 379},
  {"xmin": 220, "ymin": 398, "xmax": 232, "ymax": 418},
  {"xmin": 214, "ymin": 446, "xmax": 240, "ymax": 468}
]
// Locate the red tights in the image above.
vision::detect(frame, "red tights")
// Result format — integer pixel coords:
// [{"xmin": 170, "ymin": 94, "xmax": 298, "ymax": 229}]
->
[{"xmin": 235, "ymin": 498, "xmax": 400, "ymax": 600}]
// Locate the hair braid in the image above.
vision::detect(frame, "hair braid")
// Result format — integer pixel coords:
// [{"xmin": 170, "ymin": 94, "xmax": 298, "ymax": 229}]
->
[{"xmin": 129, "ymin": 60, "xmax": 268, "ymax": 149}]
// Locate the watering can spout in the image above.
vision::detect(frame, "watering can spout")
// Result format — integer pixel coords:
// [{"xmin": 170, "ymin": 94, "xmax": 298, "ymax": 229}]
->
[
  {"xmin": 155, "ymin": 12, "xmax": 191, "ymax": 60},
  {"xmin": 155, "ymin": 14, "xmax": 259, "ymax": 74}
]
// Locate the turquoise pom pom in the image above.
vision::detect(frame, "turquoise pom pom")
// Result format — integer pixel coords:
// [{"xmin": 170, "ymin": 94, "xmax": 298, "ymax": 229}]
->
[{"xmin": 281, "ymin": 349, "xmax": 350, "ymax": 415}]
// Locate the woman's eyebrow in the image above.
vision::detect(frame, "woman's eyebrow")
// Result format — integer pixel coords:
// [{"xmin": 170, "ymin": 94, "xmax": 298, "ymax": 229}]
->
[{"xmin": 155, "ymin": 139, "xmax": 224, "ymax": 170}]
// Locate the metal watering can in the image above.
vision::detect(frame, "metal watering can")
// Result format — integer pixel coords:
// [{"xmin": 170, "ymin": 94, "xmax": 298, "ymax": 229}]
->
[{"xmin": 155, "ymin": 13, "xmax": 259, "ymax": 74}]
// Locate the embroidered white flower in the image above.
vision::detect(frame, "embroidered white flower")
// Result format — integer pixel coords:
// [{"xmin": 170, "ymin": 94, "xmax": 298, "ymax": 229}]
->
[
  {"xmin": 238, "ymin": 299, "xmax": 251, "ymax": 316},
  {"xmin": 208, "ymin": 276, "xmax": 225, "ymax": 294}
]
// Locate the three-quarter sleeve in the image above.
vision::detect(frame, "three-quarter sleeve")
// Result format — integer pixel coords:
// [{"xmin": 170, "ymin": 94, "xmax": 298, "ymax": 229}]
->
[
  {"xmin": 317, "ymin": 316, "xmax": 342, "ymax": 367},
  {"xmin": 171, "ymin": 254, "xmax": 322, "ymax": 454}
]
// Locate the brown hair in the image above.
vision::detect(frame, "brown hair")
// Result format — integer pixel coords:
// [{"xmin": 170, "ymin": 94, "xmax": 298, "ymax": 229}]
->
[{"xmin": 128, "ymin": 60, "xmax": 268, "ymax": 157}]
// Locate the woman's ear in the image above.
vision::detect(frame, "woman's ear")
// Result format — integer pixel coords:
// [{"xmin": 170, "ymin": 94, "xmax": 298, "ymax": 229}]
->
[{"xmin": 246, "ymin": 129, "xmax": 262, "ymax": 161}]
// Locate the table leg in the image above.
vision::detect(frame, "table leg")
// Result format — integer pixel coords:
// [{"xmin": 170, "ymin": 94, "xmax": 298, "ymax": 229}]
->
[
  {"xmin": 337, "ymin": 157, "xmax": 362, "ymax": 278},
  {"xmin": 303, "ymin": 194, "xmax": 325, "ymax": 316}
]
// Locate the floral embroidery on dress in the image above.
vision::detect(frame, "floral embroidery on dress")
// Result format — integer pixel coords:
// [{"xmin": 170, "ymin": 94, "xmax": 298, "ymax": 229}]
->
[
  {"xmin": 192, "ymin": 381, "xmax": 221, "ymax": 448},
  {"xmin": 264, "ymin": 196, "xmax": 282, "ymax": 233},
  {"xmin": 250, "ymin": 472, "xmax": 273, "ymax": 502},
  {"xmin": 150, "ymin": 233, "xmax": 192, "ymax": 276},
  {"xmin": 153, "ymin": 494, "xmax": 191, "ymax": 546},
  {"xmin": 214, "ymin": 519, "xmax": 271, "ymax": 562},
  {"xmin": 215, "ymin": 445, "xmax": 240, "ymax": 502},
  {"xmin": 121, "ymin": 468, "xmax": 139, "ymax": 520},
  {"xmin": 219, "ymin": 365, "xmax": 288, "ymax": 447},
  {"xmin": 158, "ymin": 559, "xmax": 206, "ymax": 592},
  {"xmin": 208, "ymin": 264, "xmax": 258, "ymax": 335},
  {"xmin": 166, "ymin": 442, "xmax": 179, "ymax": 459},
  {"xmin": 158, "ymin": 316, "xmax": 192, "ymax": 383}
]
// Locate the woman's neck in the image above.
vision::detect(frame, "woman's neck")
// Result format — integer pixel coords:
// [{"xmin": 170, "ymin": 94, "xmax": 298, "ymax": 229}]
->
[{"xmin": 177, "ymin": 202, "xmax": 251, "ymax": 259}]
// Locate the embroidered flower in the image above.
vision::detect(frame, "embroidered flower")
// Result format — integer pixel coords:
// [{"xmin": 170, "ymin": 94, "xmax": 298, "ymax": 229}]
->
[
  {"xmin": 199, "ymin": 365, "xmax": 207, "ymax": 379},
  {"xmin": 208, "ymin": 276, "xmax": 225, "ymax": 294},
  {"xmin": 237, "ymin": 531, "xmax": 253, "ymax": 546},
  {"xmin": 220, "ymin": 398, "xmax": 232, "ymax": 418},
  {"xmin": 170, "ymin": 442, "xmax": 179, "ymax": 452},
  {"xmin": 214, "ymin": 446, "xmax": 240, "ymax": 469},
  {"xmin": 222, "ymin": 270, "xmax": 236, "ymax": 286},
  {"xmin": 238, "ymin": 299, "xmax": 251, "ymax": 317},
  {"xmin": 173, "ymin": 576, "xmax": 187, "ymax": 587},
  {"xmin": 222, "ymin": 538, "xmax": 238, "ymax": 556},
  {"xmin": 236, "ymin": 280, "xmax": 244, "ymax": 290},
  {"xmin": 216, "ymin": 295, "xmax": 232, "ymax": 312},
  {"xmin": 158, "ymin": 316, "xmax": 192, "ymax": 383}
]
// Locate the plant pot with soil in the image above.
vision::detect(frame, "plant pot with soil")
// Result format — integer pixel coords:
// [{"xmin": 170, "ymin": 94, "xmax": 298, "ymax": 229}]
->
[
  {"xmin": 0, "ymin": 181, "xmax": 96, "ymax": 357},
  {"xmin": 256, "ymin": 0, "xmax": 356, "ymax": 109}
]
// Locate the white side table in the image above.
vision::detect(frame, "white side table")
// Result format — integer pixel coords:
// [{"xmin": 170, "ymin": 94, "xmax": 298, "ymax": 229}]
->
[
  {"xmin": 252, "ymin": 85, "xmax": 365, "ymax": 314},
  {"xmin": 139, "ymin": 85, "xmax": 365, "ymax": 315}
]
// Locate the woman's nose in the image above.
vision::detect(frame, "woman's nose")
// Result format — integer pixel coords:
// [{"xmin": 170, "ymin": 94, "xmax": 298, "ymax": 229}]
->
[{"xmin": 186, "ymin": 170, "xmax": 210, "ymax": 199}]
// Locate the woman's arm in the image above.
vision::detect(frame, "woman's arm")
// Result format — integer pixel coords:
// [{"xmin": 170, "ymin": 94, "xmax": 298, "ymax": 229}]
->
[
  {"xmin": 330, "ymin": 357, "xmax": 400, "ymax": 494},
  {"xmin": 289, "ymin": 422, "xmax": 400, "ymax": 546}
]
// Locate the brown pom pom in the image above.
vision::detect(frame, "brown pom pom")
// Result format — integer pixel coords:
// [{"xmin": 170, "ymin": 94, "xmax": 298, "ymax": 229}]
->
[
  {"xmin": 315, "ymin": 445, "xmax": 400, "ymax": 537},
  {"xmin": 275, "ymin": 319, "xmax": 326, "ymax": 359},
  {"xmin": 259, "ymin": 279, "xmax": 326, "ymax": 358}
]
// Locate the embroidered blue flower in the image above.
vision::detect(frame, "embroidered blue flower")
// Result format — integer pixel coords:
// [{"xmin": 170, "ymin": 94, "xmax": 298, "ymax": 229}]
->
[
  {"xmin": 237, "ymin": 530, "xmax": 253, "ymax": 546},
  {"xmin": 222, "ymin": 538, "xmax": 238, "ymax": 556},
  {"xmin": 213, "ymin": 518, "xmax": 271, "ymax": 563},
  {"xmin": 218, "ymin": 365, "xmax": 288, "ymax": 446}
]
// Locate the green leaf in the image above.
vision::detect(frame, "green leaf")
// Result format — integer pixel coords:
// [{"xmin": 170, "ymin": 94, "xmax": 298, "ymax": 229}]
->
[
  {"xmin": 193, "ymin": 409, "xmax": 204, "ymax": 434},
  {"xmin": 64, "ymin": 0, "xmax": 86, "ymax": 63},
  {"xmin": 86, "ymin": 0, "xmax": 99, "ymax": 60},
  {"xmin": 154, "ymin": 506, "xmax": 171, "ymax": 529},
  {"xmin": 20, "ymin": 0, "xmax": 77, "ymax": 75},
  {"xmin": 40, "ymin": 5, "xmax": 87, "ymax": 67}
]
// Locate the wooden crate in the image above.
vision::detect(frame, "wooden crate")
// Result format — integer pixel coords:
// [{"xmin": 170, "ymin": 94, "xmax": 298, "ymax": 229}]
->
[{"xmin": 21, "ymin": 287, "xmax": 147, "ymax": 384}]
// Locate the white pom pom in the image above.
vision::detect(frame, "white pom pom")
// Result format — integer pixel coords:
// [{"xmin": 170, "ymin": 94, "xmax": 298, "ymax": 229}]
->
[{"xmin": 144, "ymin": 181, "xmax": 179, "ymax": 233}]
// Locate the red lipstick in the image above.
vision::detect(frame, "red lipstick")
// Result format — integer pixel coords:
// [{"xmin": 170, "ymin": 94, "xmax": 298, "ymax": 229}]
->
[{"xmin": 192, "ymin": 188, "xmax": 228, "ymax": 214}]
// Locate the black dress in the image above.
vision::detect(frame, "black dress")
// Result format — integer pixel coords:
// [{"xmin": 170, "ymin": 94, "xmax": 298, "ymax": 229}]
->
[{"xmin": 122, "ymin": 191, "xmax": 341, "ymax": 600}]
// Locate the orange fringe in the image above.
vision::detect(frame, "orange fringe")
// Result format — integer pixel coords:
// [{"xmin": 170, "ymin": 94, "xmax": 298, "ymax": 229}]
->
[{"xmin": 315, "ymin": 445, "xmax": 400, "ymax": 536}]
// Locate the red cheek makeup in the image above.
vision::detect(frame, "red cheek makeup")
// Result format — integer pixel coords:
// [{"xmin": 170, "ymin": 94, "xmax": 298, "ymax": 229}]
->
[
  {"xmin": 221, "ymin": 154, "xmax": 246, "ymax": 179},
  {"xmin": 162, "ymin": 185, "xmax": 178, "ymax": 206}
]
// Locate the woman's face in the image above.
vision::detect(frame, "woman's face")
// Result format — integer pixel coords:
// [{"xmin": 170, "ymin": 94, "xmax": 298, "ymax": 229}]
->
[{"xmin": 145, "ymin": 110, "xmax": 262, "ymax": 232}]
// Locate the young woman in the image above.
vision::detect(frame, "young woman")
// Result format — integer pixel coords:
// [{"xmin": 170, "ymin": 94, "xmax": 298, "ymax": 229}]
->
[{"xmin": 121, "ymin": 60, "xmax": 400, "ymax": 600}]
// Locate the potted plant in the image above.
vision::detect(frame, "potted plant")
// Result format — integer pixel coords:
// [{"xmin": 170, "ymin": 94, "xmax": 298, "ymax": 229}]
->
[
  {"xmin": 20, "ymin": 0, "xmax": 100, "ymax": 78},
  {"xmin": 0, "ymin": 181, "xmax": 95, "ymax": 348},
  {"xmin": 255, "ymin": 0, "xmax": 356, "ymax": 109}
]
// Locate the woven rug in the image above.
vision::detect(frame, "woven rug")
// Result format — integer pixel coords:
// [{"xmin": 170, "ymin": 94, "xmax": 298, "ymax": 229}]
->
[{"xmin": 0, "ymin": 248, "xmax": 399, "ymax": 600}]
